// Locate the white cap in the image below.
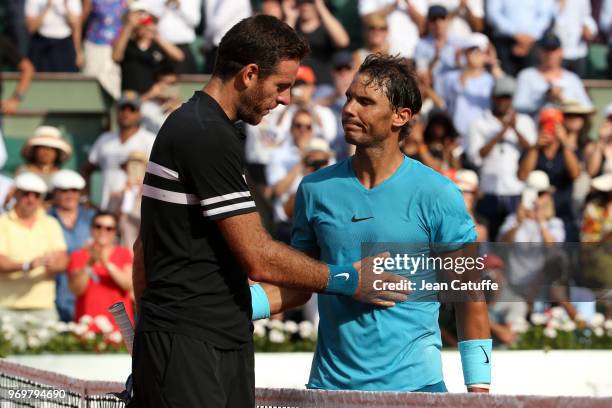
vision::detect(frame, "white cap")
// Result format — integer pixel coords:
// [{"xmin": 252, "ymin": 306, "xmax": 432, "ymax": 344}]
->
[
  {"xmin": 14, "ymin": 172, "xmax": 47, "ymax": 194},
  {"xmin": 51, "ymin": 169, "xmax": 86, "ymax": 190},
  {"xmin": 591, "ymin": 173, "xmax": 612, "ymax": 192},
  {"xmin": 304, "ymin": 138, "xmax": 334, "ymax": 156},
  {"xmin": 526, "ymin": 170, "xmax": 553, "ymax": 192},
  {"xmin": 463, "ymin": 33, "xmax": 489, "ymax": 52},
  {"xmin": 33, "ymin": 126, "xmax": 62, "ymax": 139},
  {"xmin": 604, "ymin": 103, "xmax": 612, "ymax": 118},
  {"xmin": 455, "ymin": 169, "xmax": 479, "ymax": 192}
]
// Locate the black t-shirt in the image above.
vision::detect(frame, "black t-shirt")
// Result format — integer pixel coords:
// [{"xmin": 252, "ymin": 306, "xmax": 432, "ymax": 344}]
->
[
  {"xmin": 120, "ymin": 40, "xmax": 164, "ymax": 94},
  {"xmin": 0, "ymin": 34, "xmax": 23, "ymax": 98},
  {"xmin": 297, "ymin": 24, "xmax": 336, "ymax": 85},
  {"xmin": 138, "ymin": 91, "xmax": 257, "ymax": 349}
]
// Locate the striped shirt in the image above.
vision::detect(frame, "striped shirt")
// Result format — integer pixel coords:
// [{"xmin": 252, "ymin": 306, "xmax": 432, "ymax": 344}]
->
[{"xmin": 137, "ymin": 91, "xmax": 256, "ymax": 349}]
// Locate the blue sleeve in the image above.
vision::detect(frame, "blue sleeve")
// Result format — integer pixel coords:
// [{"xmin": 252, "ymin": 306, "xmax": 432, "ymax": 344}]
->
[
  {"xmin": 530, "ymin": 0, "xmax": 555, "ymax": 39},
  {"xmin": 512, "ymin": 70, "xmax": 540, "ymax": 115},
  {"xmin": 291, "ymin": 182, "xmax": 318, "ymax": 250},
  {"xmin": 486, "ymin": 0, "xmax": 517, "ymax": 37},
  {"xmin": 431, "ymin": 182, "xmax": 477, "ymax": 245}
]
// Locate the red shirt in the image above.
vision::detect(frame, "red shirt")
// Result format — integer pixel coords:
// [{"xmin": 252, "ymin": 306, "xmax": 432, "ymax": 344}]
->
[{"xmin": 68, "ymin": 246, "xmax": 134, "ymax": 332}]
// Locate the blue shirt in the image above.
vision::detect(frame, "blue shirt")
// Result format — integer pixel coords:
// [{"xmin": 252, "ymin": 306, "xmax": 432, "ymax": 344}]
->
[
  {"xmin": 414, "ymin": 35, "xmax": 463, "ymax": 83},
  {"xmin": 486, "ymin": 0, "xmax": 555, "ymax": 39},
  {"xmin": 292, "ymin": 156, "xmax": 476, "ymax": 391}
]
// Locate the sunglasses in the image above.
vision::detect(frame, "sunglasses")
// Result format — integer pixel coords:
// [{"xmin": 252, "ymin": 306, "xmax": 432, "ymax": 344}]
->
[
  {"xmin": 19, "ymin": 190, "xmax": 41, "ymax": 198},
  {"xmin": 119, "ymin": 105, "xmax": 138, "ymax": 112},
  {"xmin": 58, "ymin": 188, "xmax": 80, "ymax": 193},
  {"xmin": 94, "ymin": 223, "xmax": 116, "ymax": 232},
  {"xmin": 368, "ymin": 25, "xmax": 388, "ymax": 31},
  {"xmin": 293, "ymin": 123, "xmax": 312, "ymax": 130}
]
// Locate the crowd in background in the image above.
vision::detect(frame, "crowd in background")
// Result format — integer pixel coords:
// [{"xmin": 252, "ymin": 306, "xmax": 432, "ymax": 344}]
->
[{"xmin": 0, "ymin": 0, "xmax": 612, "ymax": 345}]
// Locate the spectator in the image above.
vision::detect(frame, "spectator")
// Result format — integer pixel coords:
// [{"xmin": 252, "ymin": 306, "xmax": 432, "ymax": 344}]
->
[
  {"xmin": 284, "ymin": 0, "xmax": 350, "ymax": 85},
  {"xmin": 513, "ymin": 34, "xmax": 593, "ymax": 117},
  {"xmin": 112, "ymin": 3, "xmax": 184, "ymax": 94},
  {"xmin": 358, "ymin": 0, "xmax": 427, "ymax": 59},
  {"xmin": 140, "ymin": 64, "xmax": 182, "ymax": 135},
  {"xmin": 151, "ymin": 0, "xmax": 201, "ymax": 74},
  {"xmin": 16, "ymin": 126, "xmax": 72, "ymax": 191},
  {"xmin": 427, "ymin": 0, "xmax": 484, "ymax": 39},
  {"xmin": 468, "ymin": 76, "xmax": 537, "ymax": 241},
  {"xmin": 581, "ymin": 173, "xmax": 612, "ymax": 243},
  {"xmin": 48, "ymin": 169, "xmax": 94, "ymax": 322},
  {"xmin": 0, "ymin": 34, "xmax": 35, "ymax": 116},
  {"xmin": 275, "ymin": 66, "xmax": 337, "ymax": 143},
  {"xmin": 81, "ymin": 0, "xmax": 127, "ymax": 99},
  {"xmin": 82, "ymin": 91, "xmax": 155, "ymax": 210},
  {"xmin": 67, "ymin": 211, "xmax": 134, "ymax": 331},
  {"xmin": 486, "ymin": 0, "xmax": 556, "ymax": 76},
  {"xmin": 118, "ymin": 151, "xmax": 147, "ymax": 250},
  {"xmin": 353, "ymin": 12, "xmax": 390, "ymax": 66},
  {"xmin": 417, "ymin": 109, "xmax": 461, "ymax": 175},
  {"xmin": 260, "ymin": 0, "xmax": 283, "ymax": 19},
  {"xmin": 454, "ymin": 168, "xmax": 488, "ymax": 242},
  {"xmin": 25, "ymin": 0, "xmax": 83, "ymax": 72},
  {"xmin": 437, "ymin": 33, "xmax": 499, "ymax": 143},
  {"xmin": 266, "ymin": 109, "xmax": 316, "ymax": 241},
  {"xmin": 315, "ymin": 51, "xmax": 356, "ymax": 160},
  {"xmin": 518, "ymin": 107, "xmax": 582, "ymax": 240},
  {"xmin": 553, "ymin": 0, "xmax": 598, "ymax": 78},
  {"xmin": 600, "ymin": 0, "xmax": 612, "ymax": 78},
  {"xmin": 202, "ymin": 0, "xmax": 252, "ymax": 73},
  {"xmin": 414, "ymin": 5, "xmax": 463, "ymax": 85},
  {"xmin": 416, "ymin": 67, "xmax": 445, "ymax": 117},
  {"xmin": 584, "ymin": 103, "xmax": 612, "ymax": 177},
  {"xmin": 0, "ymin": 172, "xmax": 68, "ymax": 321}
]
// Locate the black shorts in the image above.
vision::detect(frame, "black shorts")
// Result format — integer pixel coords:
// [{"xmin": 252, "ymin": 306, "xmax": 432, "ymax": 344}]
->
[{"xmin": 132, "ymin": 331, "xmax": 254, "ymax": 408}]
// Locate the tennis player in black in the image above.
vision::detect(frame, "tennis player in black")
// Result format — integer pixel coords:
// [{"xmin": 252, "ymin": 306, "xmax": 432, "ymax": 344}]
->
[{"xmin": 131, "ymin": 15, "xmax": 409, "ymax": 408}]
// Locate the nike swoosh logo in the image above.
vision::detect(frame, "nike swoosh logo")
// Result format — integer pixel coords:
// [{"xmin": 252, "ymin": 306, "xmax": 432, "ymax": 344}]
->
[
  {"xmin": 479, "ymin": 346, "xmax": 489, "ymax": 364},
  {"xmin": 334, "ymin": 273, "xmax": 350, "ymax": 280},
  {"xmin": 351, "ymin": 216, "xmax": 374, "ymax": 222}
]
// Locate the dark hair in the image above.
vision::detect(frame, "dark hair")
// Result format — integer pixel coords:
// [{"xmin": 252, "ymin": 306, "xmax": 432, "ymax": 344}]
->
[
  {"xmin": 424, "ymin": 110, "xmax": 458, "ymax": 144},
  {"xmin": 213, "ymin": 15, "xmax": 310, "ymax": 80},
  {"xmin": 91, "ymin": 211, "xmax": 118, "ymax": 227},
  {"xmin": 357, "ymin": 54, "xmax": 422, "ymax": 132}
]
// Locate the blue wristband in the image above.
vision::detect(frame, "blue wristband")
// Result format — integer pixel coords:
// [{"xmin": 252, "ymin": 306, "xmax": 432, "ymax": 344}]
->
[
  {"xmin": 250, "ymin": 284, "xmax": 270, "ymax": 321},
  {"xmin": 458, "ymin": 339, "xmax": 492, "ymax": 386},
  {"xmin": 324, "ymin": 264, "xmax": 359, "ymax": 296}
]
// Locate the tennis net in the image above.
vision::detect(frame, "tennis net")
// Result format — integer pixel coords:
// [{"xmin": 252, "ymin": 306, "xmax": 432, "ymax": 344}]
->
[{"xmin": 2, "ymin": 359, "xmax": 612, "ymax": 408}]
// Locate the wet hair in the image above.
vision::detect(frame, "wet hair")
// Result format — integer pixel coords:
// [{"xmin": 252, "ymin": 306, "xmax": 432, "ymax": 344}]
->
[{"xmin": 213, "ymin": 15, "xmax": 310, "ymax": 80}]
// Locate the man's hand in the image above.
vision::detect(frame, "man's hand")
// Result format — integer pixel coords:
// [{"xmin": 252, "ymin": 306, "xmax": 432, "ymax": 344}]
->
[
  {"xmin": 352, "ymin": 253, "xmax": 410, "ymax": 307},
  {"xmin": 1, "ymin": 98, "xmax": 20, "ymax": 114}
]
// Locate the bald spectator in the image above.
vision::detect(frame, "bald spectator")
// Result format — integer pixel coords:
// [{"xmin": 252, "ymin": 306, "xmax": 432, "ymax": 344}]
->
[
  {"xmin": 0, "ymin": 172, "xmax": 68, "ymax": 322},
  {"xmin": 48, "ymin": 170, "xmax": 94, "ymax": 322}
]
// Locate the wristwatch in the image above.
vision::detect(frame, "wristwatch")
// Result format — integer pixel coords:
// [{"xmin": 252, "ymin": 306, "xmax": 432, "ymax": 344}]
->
[{"xmin": 22, "ymin": 261, "xmax": 31, "ymax": 274}]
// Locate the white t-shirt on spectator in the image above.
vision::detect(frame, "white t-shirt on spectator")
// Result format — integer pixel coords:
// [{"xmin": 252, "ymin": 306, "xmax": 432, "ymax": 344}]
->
[
  {"xmin": 150, "ymin": 0, "xmax": 201, "ymax": 44},
  {"xmin": 359, "ymin": 0, "xmax": 428, "ymax": 58},
  {"xmin": 203, "ymin": 0, "xmax": 252, "ymax": 49},
  {"xmin": 427, "ymin": 0, "xmax": 484, "ymax": 39},
  {"xmin": 25, "ymin": 0, "xmax": 81, "ymax": 39},
  {"xmin": 88, "ymin": 128, "xmax": 155, "ymax": 210},
  {"xmin": 467, "ymin": 110, "xmax": 537, "ymax": 196}
]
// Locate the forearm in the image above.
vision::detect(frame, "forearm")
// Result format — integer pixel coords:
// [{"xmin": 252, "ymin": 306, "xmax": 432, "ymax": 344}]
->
[
  {"xmin": 514, "ymin": 128, "xmax": 532, "ymax": 150},
  {"xmin": 71, "ymin": 19, "xmax": 82, "ymax": 55},
  {"xmin": 272, "ymin": 168, "xmax": 301, "ymax": 197},
  {"xmin": 26, "ymin": 12, "xmax": 49, "ymax": 33},
  {"xmin": 0, "ymin": 254, "xmax": 23, "ymax": 274},
  {"xmin": 68, "ymin": 270, "xmax": 89, "ymax": 296},
  {"xmin": 15, "ymin": 59, "xmax": 35, "ymax": 96},
  {"xmin": 112, "ymin": 27, "xmax": 132, "ymax": 62},
  {"xmin": 585, "ymin": 147, "xmax": 603, "ymax": 177},
  {"xmin": 318, "ymin": 6, "xmax": 349, "ymax": 48},
  {"xmin": 479, "ymin": 131, "xmax": 504, "ymax": 158},
  {"xmin": 561, "ymin": 147, "xmax": 581, "ymax": 179},
  {"xmin": 517, "ymin": 149, "xmax": 538, "ymax": 180},
  {"xmin": 46, "ymin": 253, "xmax": 69, "ymax": 275},
  {"xmin": 105, "ymin": 262, "xmax": 133, "ymax": 292},
  {"xmin": 156, "ymin": 37, "xmax": 185, "ymax": 62},
  {"xmin": 260, "ymin": 283, "xmax": 312, "ymax": 315},
  {"xmin": 465, "ymin": 8, "xmax": 484, "ymax": 32}
]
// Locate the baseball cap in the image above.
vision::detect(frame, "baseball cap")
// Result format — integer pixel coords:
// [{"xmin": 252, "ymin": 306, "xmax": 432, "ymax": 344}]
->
[
  {"xmin": 526, "ymin": 170, "xmax": 554, "ymax": 193},
  {"xmin": 539, "ymin": 34, "xmax": 562, "ymax": 51},
  {"xmin": 455, "ymin": 169, "xmax": 479, "ymax": 193},
  {"xmin": 295, "ymin": 66, "xmax": 316, "ymax": 85},
  {"xmin": 51, "ymin": 169, "xmax": 86, "ymax": 190},
  {"xmin": 591, "ymin": 173, "xmax": 612, "ymax": 192},
  {"xmin": 427, "ymin": 5, "xmax": 448, "ymax": 20},
  {"xmin": 14, "ymin": 172, "xmax": 47, "ymax": 194},
  {"xmin": 129, "ymin": 0, "xmax": 149, "ymax": 12},
  {"xmin": 493, "ymin": 76, "xmax": 517, "ymax": 97},
  {"xmin": 463, "ymin": 33, "xmax": 489, "ymax": 52},
  {"xmin": 117, "ymin": 90, "xmax": 141, "ymax": 109},
  {"xmin": 332, "ymin": 51, "xmax": 353, "ymax": 70}
]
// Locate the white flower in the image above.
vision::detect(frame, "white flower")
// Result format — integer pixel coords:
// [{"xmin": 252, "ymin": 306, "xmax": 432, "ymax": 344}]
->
[
  {"xmin": 550, "ymin": 307, "xmax": 568, "ymax": 321},
  {"xmin": 548, "ymin": 319, "xmax": 561, "ymax": 330},
  {"xmin": 84, "ymin": 330, "xmax": 96, "ymax": 341},
  {"xmin": 54, "ymin": 321, "xmax": 69, "ymax": 333},
  {"xmin": 1, "ymin": 315, "xmax": 12, "ymax": 325},
  {"xmin": 594, "ymin": 327, "xmax": 604, "ymax": 337},
  {"xmin": 253, "ymin": 321, "xmax": 266, "ymax": 338},
  {"xmin": 79, "ymin": 315, "xmax": 93, "ymax": 325},
  {"xmin": 590, "ymin": 313, "xmax": 605, "ymax": 328},
  {"xmin": 11, "ymin": 334, "xmax": 27, "ymax": 351},
  {"xmin": 27, "ymin": 335, "xmax": 42, "ymax": 348},
  {"xmin": 36, "ymin": 328, "xmax": 52, "ymax": 342},
  {"xmin": 299, "ymin": 321, "xmax": 315, "ymax": 339},
  {"xmin": 73, "ymin": 324, "xmax": 89, "ymax": 336},
  {"xmin": 108, "ymin": 331, "xmax": 123, "ymax": 344},
  {"xmin": 510, "ymin": 317, "xmax": 529, "ymax": 334},
  {"xmin": 267, "ymin": 320, "xmax": 285, "ymax": 331},
  {"xmin": 67, "ymin": 322, "xmax": 78, "ymax": 331},
  {"xmin": 561, "ymin": 321, "xmax": 576, "ymax": 332},
  {"xmin": 2, "ymin": 325, "xmax": 16, "ymax": 340},
  {"xmin": 22, "ymin": 313, "xmax": 37, "ymax": 325},
  {"xmin": 604, "ymin": 320, "xmax": 612, "ymax": 331},
  {"xmin": 530, "ymin": 313, "xmax": 548, "ymax": 325},
  {"xmin": 94, "ymin": 315, "xmax": 114, "ymax": 334},
  {"xmin": 284, "ymin": 321, "xmax": 299, "ymax": 334},
  {"xmin": 543, "ymin": 327, "xmax": 557, "ymax": 338},
  {"xmin": 268, "ymin": 329, "xmax": 285, "ymax": 343}
]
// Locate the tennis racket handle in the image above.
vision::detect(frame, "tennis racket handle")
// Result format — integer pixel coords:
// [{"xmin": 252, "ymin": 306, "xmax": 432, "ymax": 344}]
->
[{"xmin": 108, "ymin": 302, "xmax": 135, "ymax": 356}]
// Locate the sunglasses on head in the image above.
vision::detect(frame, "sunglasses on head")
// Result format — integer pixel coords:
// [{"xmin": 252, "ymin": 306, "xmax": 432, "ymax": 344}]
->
[
  {"xmin": 94, "ymin": 223, "xmax": 116, "ymax": 232},
  {"xmin": 293, "ymin": 122, "xmax": 312, "ymax": 130}
]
